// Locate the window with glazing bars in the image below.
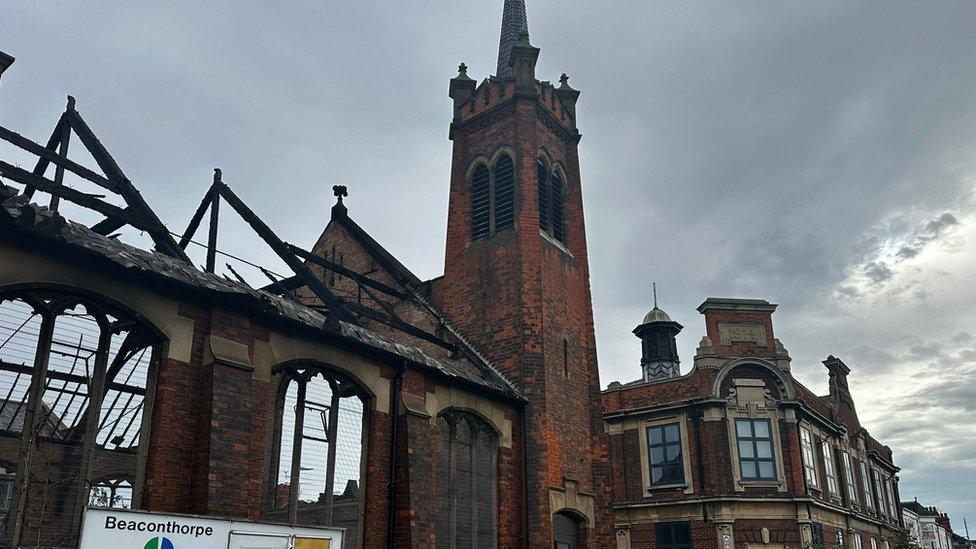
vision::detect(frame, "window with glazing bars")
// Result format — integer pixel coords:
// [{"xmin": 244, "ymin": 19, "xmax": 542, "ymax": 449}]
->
[
  {"xmin": 647, "ymin": 423, "xmax": 683, "ymax": 485},
  {"xmin": 735, "ymin": 418, "xmax": 776, "ymax": 480},
  {"xmin": 843, "ymin": 452, "xmax": 858, "ymax": 502},
  {"xmin": 811, "ymin": 523, "xmax": 824, "ymax": 549},
  {"xmin": 656, "ymin": 522, "xmax": 692, "ymax": 549},
  {"xmin": 822, "ymin": 440, "xmax": 838, "ymax": 495},
  {"xmin": 435, "ymin": 411, "xmax": 497, "ymax": 549},
  {"xmin": 859, "ymin": 460, "xmax": 873, "ymax": 508},
  {"xmin": 872, "ymin": 469, "xmax": 885, "ymax": 513},
  {"xmin": 884, "ymin": 477, "xmax": 897, "ymax": 517},
  {"xmin": 800, "ymin": 427, "xmax": 818, "ymax": 488}
]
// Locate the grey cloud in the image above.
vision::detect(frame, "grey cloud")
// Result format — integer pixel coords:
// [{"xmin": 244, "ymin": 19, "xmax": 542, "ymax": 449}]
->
[
  {"xmin": 951, "ymin": 332, "xmax": 973, "ymax": 344},
  {"xmin": 5, "ymin": 0, "xmax": 976, "ymax": 527},
  {"xmin": 864, "ymin": 261, "xmax": 894, "ymax": 284},
  {"xmin": 895, "ymin": 212, "xmax": 960, "ymax": 261}
]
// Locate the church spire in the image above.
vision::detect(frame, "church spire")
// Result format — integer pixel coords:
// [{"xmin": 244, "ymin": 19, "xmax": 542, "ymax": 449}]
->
[{"xmin": 496, "ymin": 0, "xmax": 528, "ymax": 78}]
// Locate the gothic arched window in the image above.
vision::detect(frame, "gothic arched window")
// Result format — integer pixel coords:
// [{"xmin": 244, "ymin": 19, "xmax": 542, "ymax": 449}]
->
[
  {"xmin": 435, "ymin": 411, "xmax": 498, "ymax": 549},
  {"xmin": 536, "ymin": 159, "xmax": 566, "ymax": 244},
  {"xmin": 0, "ymin": 287, "xmax": 159, "ymax": 547},
  {"xmin": 266, "ymin": 363, "xmax": 367, "ymax": 548},
  {"xmin": 470, "ymin": 154, "xmax": 516, "ymax": 242}
]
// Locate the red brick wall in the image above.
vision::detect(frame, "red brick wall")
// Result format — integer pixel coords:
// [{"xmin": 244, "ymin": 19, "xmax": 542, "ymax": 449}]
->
[{"xmin": 439, "ymin": 83, "xmax": 612, "ymax": 546}]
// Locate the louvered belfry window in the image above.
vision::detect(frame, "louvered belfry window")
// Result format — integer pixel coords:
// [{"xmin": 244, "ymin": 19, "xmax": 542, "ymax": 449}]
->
[
  {"xmin": 493, "ymin": 154, "xmax": 515, "ymax": 232},
  {"xmin": 550, "ymin": 172, "xmax": 565, "ymax": 242},
  {"xmin": 537, "ymin": 160, "xmax": 550, "ymax": 232},
  {"xmin": 536, "ymin": 158, "xmax": 566, "ymax": 244},
  {"xmin": 470, "ymin": 164, "xmax": 491, "ymax": 240},
  {"xmin": 470, "ymin": 154, "xmax": 517, "ymax": 241}
]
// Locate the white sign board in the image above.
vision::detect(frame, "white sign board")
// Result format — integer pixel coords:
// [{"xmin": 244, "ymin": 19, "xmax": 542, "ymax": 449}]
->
[{"xmin": 79, "ymin": 507, "xmax": 343, "ymax": 549}]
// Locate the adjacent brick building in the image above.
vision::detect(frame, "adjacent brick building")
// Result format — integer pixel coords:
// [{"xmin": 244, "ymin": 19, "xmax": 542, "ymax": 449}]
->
[{"xmin": 603, "ymin": 299, "xmax": 904, "ymax": 549}]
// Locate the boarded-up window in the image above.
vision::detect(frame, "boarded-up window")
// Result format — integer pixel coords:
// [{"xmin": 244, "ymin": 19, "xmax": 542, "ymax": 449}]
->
[{"xmin": 434, "ymin": 411, "xmax": 497, "ymax": 549}]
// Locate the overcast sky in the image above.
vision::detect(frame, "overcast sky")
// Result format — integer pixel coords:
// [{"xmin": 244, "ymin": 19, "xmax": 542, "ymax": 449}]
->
[{"xmin": 4, "ymin": 0, "xmax": 975, "ymax": 528}]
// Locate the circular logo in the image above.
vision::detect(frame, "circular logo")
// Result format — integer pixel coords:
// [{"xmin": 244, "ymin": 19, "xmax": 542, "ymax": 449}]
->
[{"xmin": 144, "ymin": 537, "xmax": 174, "ymax": 549}]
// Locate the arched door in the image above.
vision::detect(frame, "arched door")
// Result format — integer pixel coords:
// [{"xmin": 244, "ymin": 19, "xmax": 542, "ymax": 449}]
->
[{"xmin": 553, "ymin": 512, "xmax": 581, "ymax": 549}]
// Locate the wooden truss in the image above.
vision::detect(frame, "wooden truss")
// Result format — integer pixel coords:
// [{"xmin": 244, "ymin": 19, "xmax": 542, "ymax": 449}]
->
[
  {"xmin": 0, "ymin": 97, "xmax": 467, "ymax": 357},
  {"xmin": 0, "ymin": 97, "xmax": 190, "ymax": 262}
]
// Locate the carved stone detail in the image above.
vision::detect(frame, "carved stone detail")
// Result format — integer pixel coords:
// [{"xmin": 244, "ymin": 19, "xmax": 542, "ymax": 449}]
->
[{"xmin": 718, "ymin": 323, "xmax": 767, "ymax": 347}]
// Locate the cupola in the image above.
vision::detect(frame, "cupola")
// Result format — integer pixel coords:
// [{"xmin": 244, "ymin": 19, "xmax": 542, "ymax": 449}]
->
[{"xmin": 634, "ymin": 284, "xmax": 682, "ymax": 381}]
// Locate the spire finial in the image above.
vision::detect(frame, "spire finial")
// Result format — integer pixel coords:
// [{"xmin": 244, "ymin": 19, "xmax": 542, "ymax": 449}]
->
[
  {"xmin": 333, "ymin": 184, "xmax": 348, "ymax": 205},
  {"xmin": 496, "ymin": 0, "xmax": 528, "ymax": 78},
  {"xmin": 653, "ymin": 282, "xmax": 658, "ymax": 309}
]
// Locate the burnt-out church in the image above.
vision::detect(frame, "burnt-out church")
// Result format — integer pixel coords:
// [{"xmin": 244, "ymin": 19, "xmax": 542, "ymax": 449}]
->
[{"xmin": 0, "ymin": 2, "xmax": 907, "ymax": 549}]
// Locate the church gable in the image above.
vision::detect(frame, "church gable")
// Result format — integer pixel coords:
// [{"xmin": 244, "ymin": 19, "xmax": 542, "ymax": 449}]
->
[{"xmin": 295, "ymin": 194, "xmax": 521, "ymax": 399}]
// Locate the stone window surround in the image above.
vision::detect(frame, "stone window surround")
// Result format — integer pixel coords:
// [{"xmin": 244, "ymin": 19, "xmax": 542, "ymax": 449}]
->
[
  {"xmin": 725, "ymin": 404, "xmax": 788, "ymax": 492},
  {"xmin": 634, "ymin": 413, "xmax": 695, "ymax": 496},
  {"xmin": 465, "ymin": 146, "xmax": 518, "ymax": 242}
]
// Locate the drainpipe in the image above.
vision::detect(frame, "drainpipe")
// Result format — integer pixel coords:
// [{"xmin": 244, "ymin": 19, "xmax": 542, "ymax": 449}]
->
[
  {"xmin": 522, "ymin": 403, "xmax": 531, "ymax": 548},
  {"xmin": 387, "ymin": 360, "xmax": 406, "ymax": 549}
]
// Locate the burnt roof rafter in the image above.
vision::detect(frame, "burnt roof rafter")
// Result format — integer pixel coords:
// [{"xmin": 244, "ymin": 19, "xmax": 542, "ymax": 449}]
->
[
  {"xmin": 0, "ymin": 96, "xmax": 190, "ymax": 263},
  {"xmin": 176, "ymin": 171, "xmax": 358, "ymax": 325}
]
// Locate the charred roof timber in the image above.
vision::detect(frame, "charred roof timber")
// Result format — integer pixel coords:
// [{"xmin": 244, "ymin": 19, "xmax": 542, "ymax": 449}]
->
[
  {"xmin": 0, "ymin": 95, "xmax": 523, "ymax": 401},
  {"xmin": 0, "ymin": 51, "xmax": 13, "ymax": 85}
]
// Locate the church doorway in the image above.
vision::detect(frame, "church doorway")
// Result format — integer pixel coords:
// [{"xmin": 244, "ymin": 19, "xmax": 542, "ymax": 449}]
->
[{"xmin": 553, "ymin": 512, "xmax": 582, "ymax": 549}]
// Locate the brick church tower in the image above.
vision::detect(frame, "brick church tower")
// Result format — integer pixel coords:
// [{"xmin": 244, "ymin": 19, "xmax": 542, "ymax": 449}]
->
[{"xmin": 430, "ymin": 1, "xmax": 612, "ymax": 546}]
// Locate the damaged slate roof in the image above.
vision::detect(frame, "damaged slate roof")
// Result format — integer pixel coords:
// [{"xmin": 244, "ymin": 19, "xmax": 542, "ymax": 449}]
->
[{"xmin": 0, "ymin": 186, "xmax": 524, "ymax": 400}]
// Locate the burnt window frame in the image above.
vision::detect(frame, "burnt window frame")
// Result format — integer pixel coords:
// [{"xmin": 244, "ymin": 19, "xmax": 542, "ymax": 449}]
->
[
  {"xmin": 435, "ymin": 410, "xmax": 498, "ymax": 549},
  {"xmin": 87, "ymin": 476, "xmax": 134, "ymax": 509},
  {"xmin": 735, "ymin": 418, "xmax": 776, "ymax": 481},
  {"xmin": 265, "ymin": 361, "xmax": 369, "ymax": 544},
  {"xmin": 646, "ymin": 423, "xmax": 684, "ymax": 486},
  {"xmin": 0, "ymin": 285, "xmax": 162, "ymax": 546}
]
